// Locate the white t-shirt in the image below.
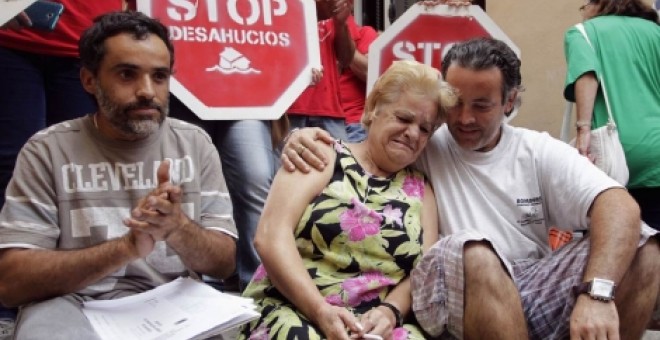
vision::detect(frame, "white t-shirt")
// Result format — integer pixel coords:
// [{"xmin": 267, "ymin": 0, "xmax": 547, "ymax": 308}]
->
[{"xmin": 418, "ymin": 124, "xmax": 620, "ymax": 260}]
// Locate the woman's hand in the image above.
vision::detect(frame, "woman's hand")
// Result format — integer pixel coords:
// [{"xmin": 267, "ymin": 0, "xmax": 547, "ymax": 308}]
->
[
  {"xmin": 310, "ymin": 67, "xmax": 324, "ymax": 86},
  {"xmin": 356, "ymin": 305, "xmax": 398, "ymax": 339},
  {"xmin": 575, "ymin": 127, "xmax": 596, "ymax": 163},
  {"xmin": 313, "ymin": 303, "xmax": 364, "ymax": 340}
]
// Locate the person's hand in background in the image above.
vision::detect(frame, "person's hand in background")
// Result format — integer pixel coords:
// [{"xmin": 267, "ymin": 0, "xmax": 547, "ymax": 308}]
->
[{"xmin": 1, "ymin": 12, "xmax": 32, "ymax": 30}]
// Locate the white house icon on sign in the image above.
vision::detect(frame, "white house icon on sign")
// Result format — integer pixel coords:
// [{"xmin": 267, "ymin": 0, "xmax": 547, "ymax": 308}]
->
[{"xmin": 206, "ymin": 47, "xmax": 261, "ymax": 75}]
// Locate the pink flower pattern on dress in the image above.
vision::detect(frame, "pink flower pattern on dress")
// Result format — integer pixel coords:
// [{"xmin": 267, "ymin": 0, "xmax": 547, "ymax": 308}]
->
[
  {"xmin": 392, "ymin": 327, "xmax": 409, "ymax": 340},
  {"xmin": 382, "ymin": 205, "xmax": 403, "ymax": 227},
  {"xmin": 341, "ymin": 272, "xmax": 395, "ymax": 307},
  {"xmin": 252, "ymin": 264, "xmax": 268, "ymax": 282},
  {"xmin": 248, "ymin": 324, "xmax": 270, "ymax": 340},
  {"xmin": 402, "ymin": 176, "xmax": 424, "ymax": 198},
  {"xmin": 325, "ymin": 293, "xmax": 343, "ymax": 306},
  {"xmin": 339, "ymin": 197, "xmax": 383, "ymax": 241},
  {"xmin": 334, "ymin": 140, "xmax": 344, "ymax": 153}
]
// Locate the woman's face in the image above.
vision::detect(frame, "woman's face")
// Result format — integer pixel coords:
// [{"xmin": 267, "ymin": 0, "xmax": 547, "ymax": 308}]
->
[{"xmin": 366, "ymin": 91, "xmax": 439, "ymax": 173}]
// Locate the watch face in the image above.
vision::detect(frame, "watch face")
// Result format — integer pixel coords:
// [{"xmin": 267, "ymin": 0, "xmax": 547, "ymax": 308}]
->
[{"xmin": 590, "ymin": 278, "xmax": 615, "ymax": 299}]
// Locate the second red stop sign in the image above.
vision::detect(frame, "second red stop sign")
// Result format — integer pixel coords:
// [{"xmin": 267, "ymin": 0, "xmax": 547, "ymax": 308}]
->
[{"xmin": 367, "ymin": 5, "xmax": 520, "ymax": 94}]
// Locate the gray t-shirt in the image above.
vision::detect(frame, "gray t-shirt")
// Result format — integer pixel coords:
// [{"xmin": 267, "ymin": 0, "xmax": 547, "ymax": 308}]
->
[{"xmin": 0, "ymin": 115, "xmax": 236, "ymax": 298}]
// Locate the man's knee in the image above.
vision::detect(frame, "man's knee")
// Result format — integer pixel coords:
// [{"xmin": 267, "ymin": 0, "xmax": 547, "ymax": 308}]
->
[
  {"xmin": 463, "ymin": 241, "xmax": 510, "ymax": 283},
  {"xmin": 14, "ymin": 296, "xmax": 100, "ymax": 340}
]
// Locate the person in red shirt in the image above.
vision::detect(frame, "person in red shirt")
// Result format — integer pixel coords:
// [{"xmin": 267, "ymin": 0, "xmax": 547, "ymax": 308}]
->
[
  {"xmin": 285, "ymin": 0, "xmax": 355, "ymax": 141},
  {"xmin": 340, "ymin": 14, "xmax": 378, "ymax": 142}
]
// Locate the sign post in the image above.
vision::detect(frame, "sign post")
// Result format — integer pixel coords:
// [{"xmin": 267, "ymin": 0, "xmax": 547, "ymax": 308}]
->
[
  {"xmin": 367, "ymin": 5, "xmax": 520, "ymax": 119},
  {"xmin": 138, "ymin": 0, "xmax": 320, "ymax": 120}
]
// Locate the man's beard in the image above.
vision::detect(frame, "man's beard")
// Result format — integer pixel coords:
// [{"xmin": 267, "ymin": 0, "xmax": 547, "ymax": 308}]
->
[{"xmin": 95, "ymin": 85, "xmax": 169, "ymax": 139}]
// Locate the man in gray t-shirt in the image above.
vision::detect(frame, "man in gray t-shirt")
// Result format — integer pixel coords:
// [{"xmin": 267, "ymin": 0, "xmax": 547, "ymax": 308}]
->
[{"xmin": 0, "ymin": 12, "xmax": 237, "ymax": 339}]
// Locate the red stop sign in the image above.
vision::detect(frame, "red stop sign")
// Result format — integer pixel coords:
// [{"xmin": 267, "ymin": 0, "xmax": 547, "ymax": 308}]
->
[
  {"xmin": 138, "ymin": 0, "xmax": 320, "ymax": 120},
  {"xmin": 367, "ymin": 5, "xmax": 519, "ymax": 94}
]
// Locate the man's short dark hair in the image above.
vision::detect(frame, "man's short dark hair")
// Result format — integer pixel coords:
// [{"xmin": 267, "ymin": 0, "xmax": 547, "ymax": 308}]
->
[
  {"xmin": 79, "ymin": 11, "xmax": 174, "ymax": 75},
  {"xmin": 441, "ymin": 37, "xmax": 522, "ymax": 107}
]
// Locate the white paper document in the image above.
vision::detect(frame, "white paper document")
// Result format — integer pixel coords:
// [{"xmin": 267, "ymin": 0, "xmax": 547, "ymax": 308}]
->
[
  {"xmin": 83, "ymin": 277, "xmax": 259, "ymax": 340},
  {"xmin": 0, "ymin": 0, "xmax": 37, "ymax": 26}
]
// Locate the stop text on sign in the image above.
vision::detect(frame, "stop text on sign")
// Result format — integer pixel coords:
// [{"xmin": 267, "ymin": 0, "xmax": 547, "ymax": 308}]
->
[
  {"xmin": 168, "ymin": 0, "xmax": 287, "ymax": 25},
  {"xmin": 166, "ymin": 0, "xmax": 291, "ymax": 46},
  {"xmin": 393, "ymin": 41, "xmax": 455, "ymax": 65}
]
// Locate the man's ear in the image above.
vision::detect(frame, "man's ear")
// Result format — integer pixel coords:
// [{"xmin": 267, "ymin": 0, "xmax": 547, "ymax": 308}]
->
[
  {"xmin": 80, "ymin": 67, "xmax": 96, "ymax": 95},
  {"xmin": 504, "ymin": 89, "xmax": 518, "ymax": 116}
]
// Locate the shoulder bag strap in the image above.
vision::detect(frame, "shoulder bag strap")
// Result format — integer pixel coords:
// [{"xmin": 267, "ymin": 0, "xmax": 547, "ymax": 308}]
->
[
  {"xmin": 560, "ymin": 101, "xmax": 574, "ymax": 142},
  {"xmin": 575, "ymin": 23, "xmax": 616, "ymax": 126}
]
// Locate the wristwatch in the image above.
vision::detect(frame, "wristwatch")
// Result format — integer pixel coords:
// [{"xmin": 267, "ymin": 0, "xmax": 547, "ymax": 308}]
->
[{"xmin": 573, "ymin": 278, "xmax": 616, "ymax": 301}]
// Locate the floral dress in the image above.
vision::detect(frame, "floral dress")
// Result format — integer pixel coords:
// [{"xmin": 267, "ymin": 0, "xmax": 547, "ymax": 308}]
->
[{"xmin": 240, "ymin": 141, "xmax": 428, "ymax": 340}]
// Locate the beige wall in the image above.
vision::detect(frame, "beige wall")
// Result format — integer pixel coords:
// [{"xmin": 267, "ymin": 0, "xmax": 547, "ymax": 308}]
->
[{"xmin": 487, "ymin": 1, "xmax": 580, "ymax": 137}]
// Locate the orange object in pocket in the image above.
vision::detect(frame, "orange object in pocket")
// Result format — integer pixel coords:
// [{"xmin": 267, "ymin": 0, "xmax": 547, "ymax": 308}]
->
[{"xmin": 548, "ymin": 227, "xmax": 573, "ymax": 251}]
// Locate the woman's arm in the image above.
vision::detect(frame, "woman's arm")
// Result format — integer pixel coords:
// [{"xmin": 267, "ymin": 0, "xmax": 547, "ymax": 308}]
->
[
  {"xmin": 359, "ymin": 182, "xmax": 440, "ymax": 337},
  {"xmin": 420, "ymin": 183, "xmax": 440, "ymax": 251},
  {"xmin": 574, "ymin": 72, "xmax": 599, "ymax": 161},
  {"xmin": 254, "ymin": 143, "xmax": 363, "ymax": 339}
]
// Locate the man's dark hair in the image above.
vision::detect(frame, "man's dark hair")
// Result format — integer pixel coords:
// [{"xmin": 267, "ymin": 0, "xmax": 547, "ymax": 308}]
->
[
  {"xmin": 441, "ymin": 37, "xmax": 522, "ymax": 108},
  {"xmin": 79, "ymin": 11, "xmax": 174, "ymax": 75}
]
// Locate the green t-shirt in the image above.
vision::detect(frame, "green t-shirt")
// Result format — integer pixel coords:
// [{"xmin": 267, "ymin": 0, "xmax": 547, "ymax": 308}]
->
[{"xmin": 564, "ymin": 16, "xmax": 660, "ymax": 188}]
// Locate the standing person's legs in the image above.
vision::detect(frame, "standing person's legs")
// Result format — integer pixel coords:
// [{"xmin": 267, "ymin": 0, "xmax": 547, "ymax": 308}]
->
[
  {"xmin": 216, "ymin": 120, "xmax": 276, "ymax": 290},
  {"xmin": 288, "ymin": 115, "xmax": 348, "ymax": 141},
  {"xmin": 287, "ymin": 115, "xmax": 308, "ymax": 131},
  {"xmin": 44, "ymin": 56, "xmax": 96, "ymax": 126},
  {"xmin": 0, "ymin": 47, "xmax": 48, "ymax": 340},
  {"xmin": 0, "ymin": 51, "xmax": 94, "ymax": 210},
  {"xmin": 0, "ymin": 52, "xmax": 96, "ymax": 338},
  {"xmin": 0, "ymin": 307, "xmax": 16, "ymax": 339},
  {"xmin": 317, "ymin": 117, "xmax": 348, "ymax": 141},
  {"xmin": 629, "ymin": 187, "xmax": 660, "ymax": 231},
  {"xmin": 169, "ymin": 97, "xmax": 276, "ymax": 290},
  {"xmin": 0, "ymin": 47, "xmax": 47, "ymax": 210},
  {"xmin": 13, "ymin": 295, "xmax": 101, "ymax": 340},
  {"xmin": 345, "ymin": 122, "xmax": 367, "ymax": 143}
]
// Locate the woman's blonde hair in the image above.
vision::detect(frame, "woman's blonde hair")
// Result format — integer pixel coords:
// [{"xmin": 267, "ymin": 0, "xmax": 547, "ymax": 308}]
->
[{"xmin": 361, "ymin": 60, "xmax": 456, "ymax": 131}]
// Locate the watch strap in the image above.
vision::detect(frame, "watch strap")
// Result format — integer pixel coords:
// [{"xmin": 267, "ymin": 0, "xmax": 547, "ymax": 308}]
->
[
  {"xmin": 572, "ymin": 279, "xmax": 615, "ymax": 301},
  {"xmin": 572, "ymin": 281, "xmax": 591, "ymax": 297}
]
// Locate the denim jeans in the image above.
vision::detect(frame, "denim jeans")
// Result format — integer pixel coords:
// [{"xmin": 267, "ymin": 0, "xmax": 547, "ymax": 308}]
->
[
  {"xmin": 288, "ymin": 115, "xmax": 348, "ymax": 141},
  {"xmin": 170, "ymin": 98, "xmax": 277, "ymax": 290},
  {"xmin": 345, "ymin": 122, "xmax": 367, "ymax": 143},
  {"xmin": 0, "ymin": 46, "xmax": 96, "ymax": 210}
]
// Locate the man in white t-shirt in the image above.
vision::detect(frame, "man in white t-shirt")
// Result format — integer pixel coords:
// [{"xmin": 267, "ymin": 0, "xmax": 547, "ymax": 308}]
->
[{"xmin": 281, "ymin": 37, "xmax": 659, "ymax": 339}]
